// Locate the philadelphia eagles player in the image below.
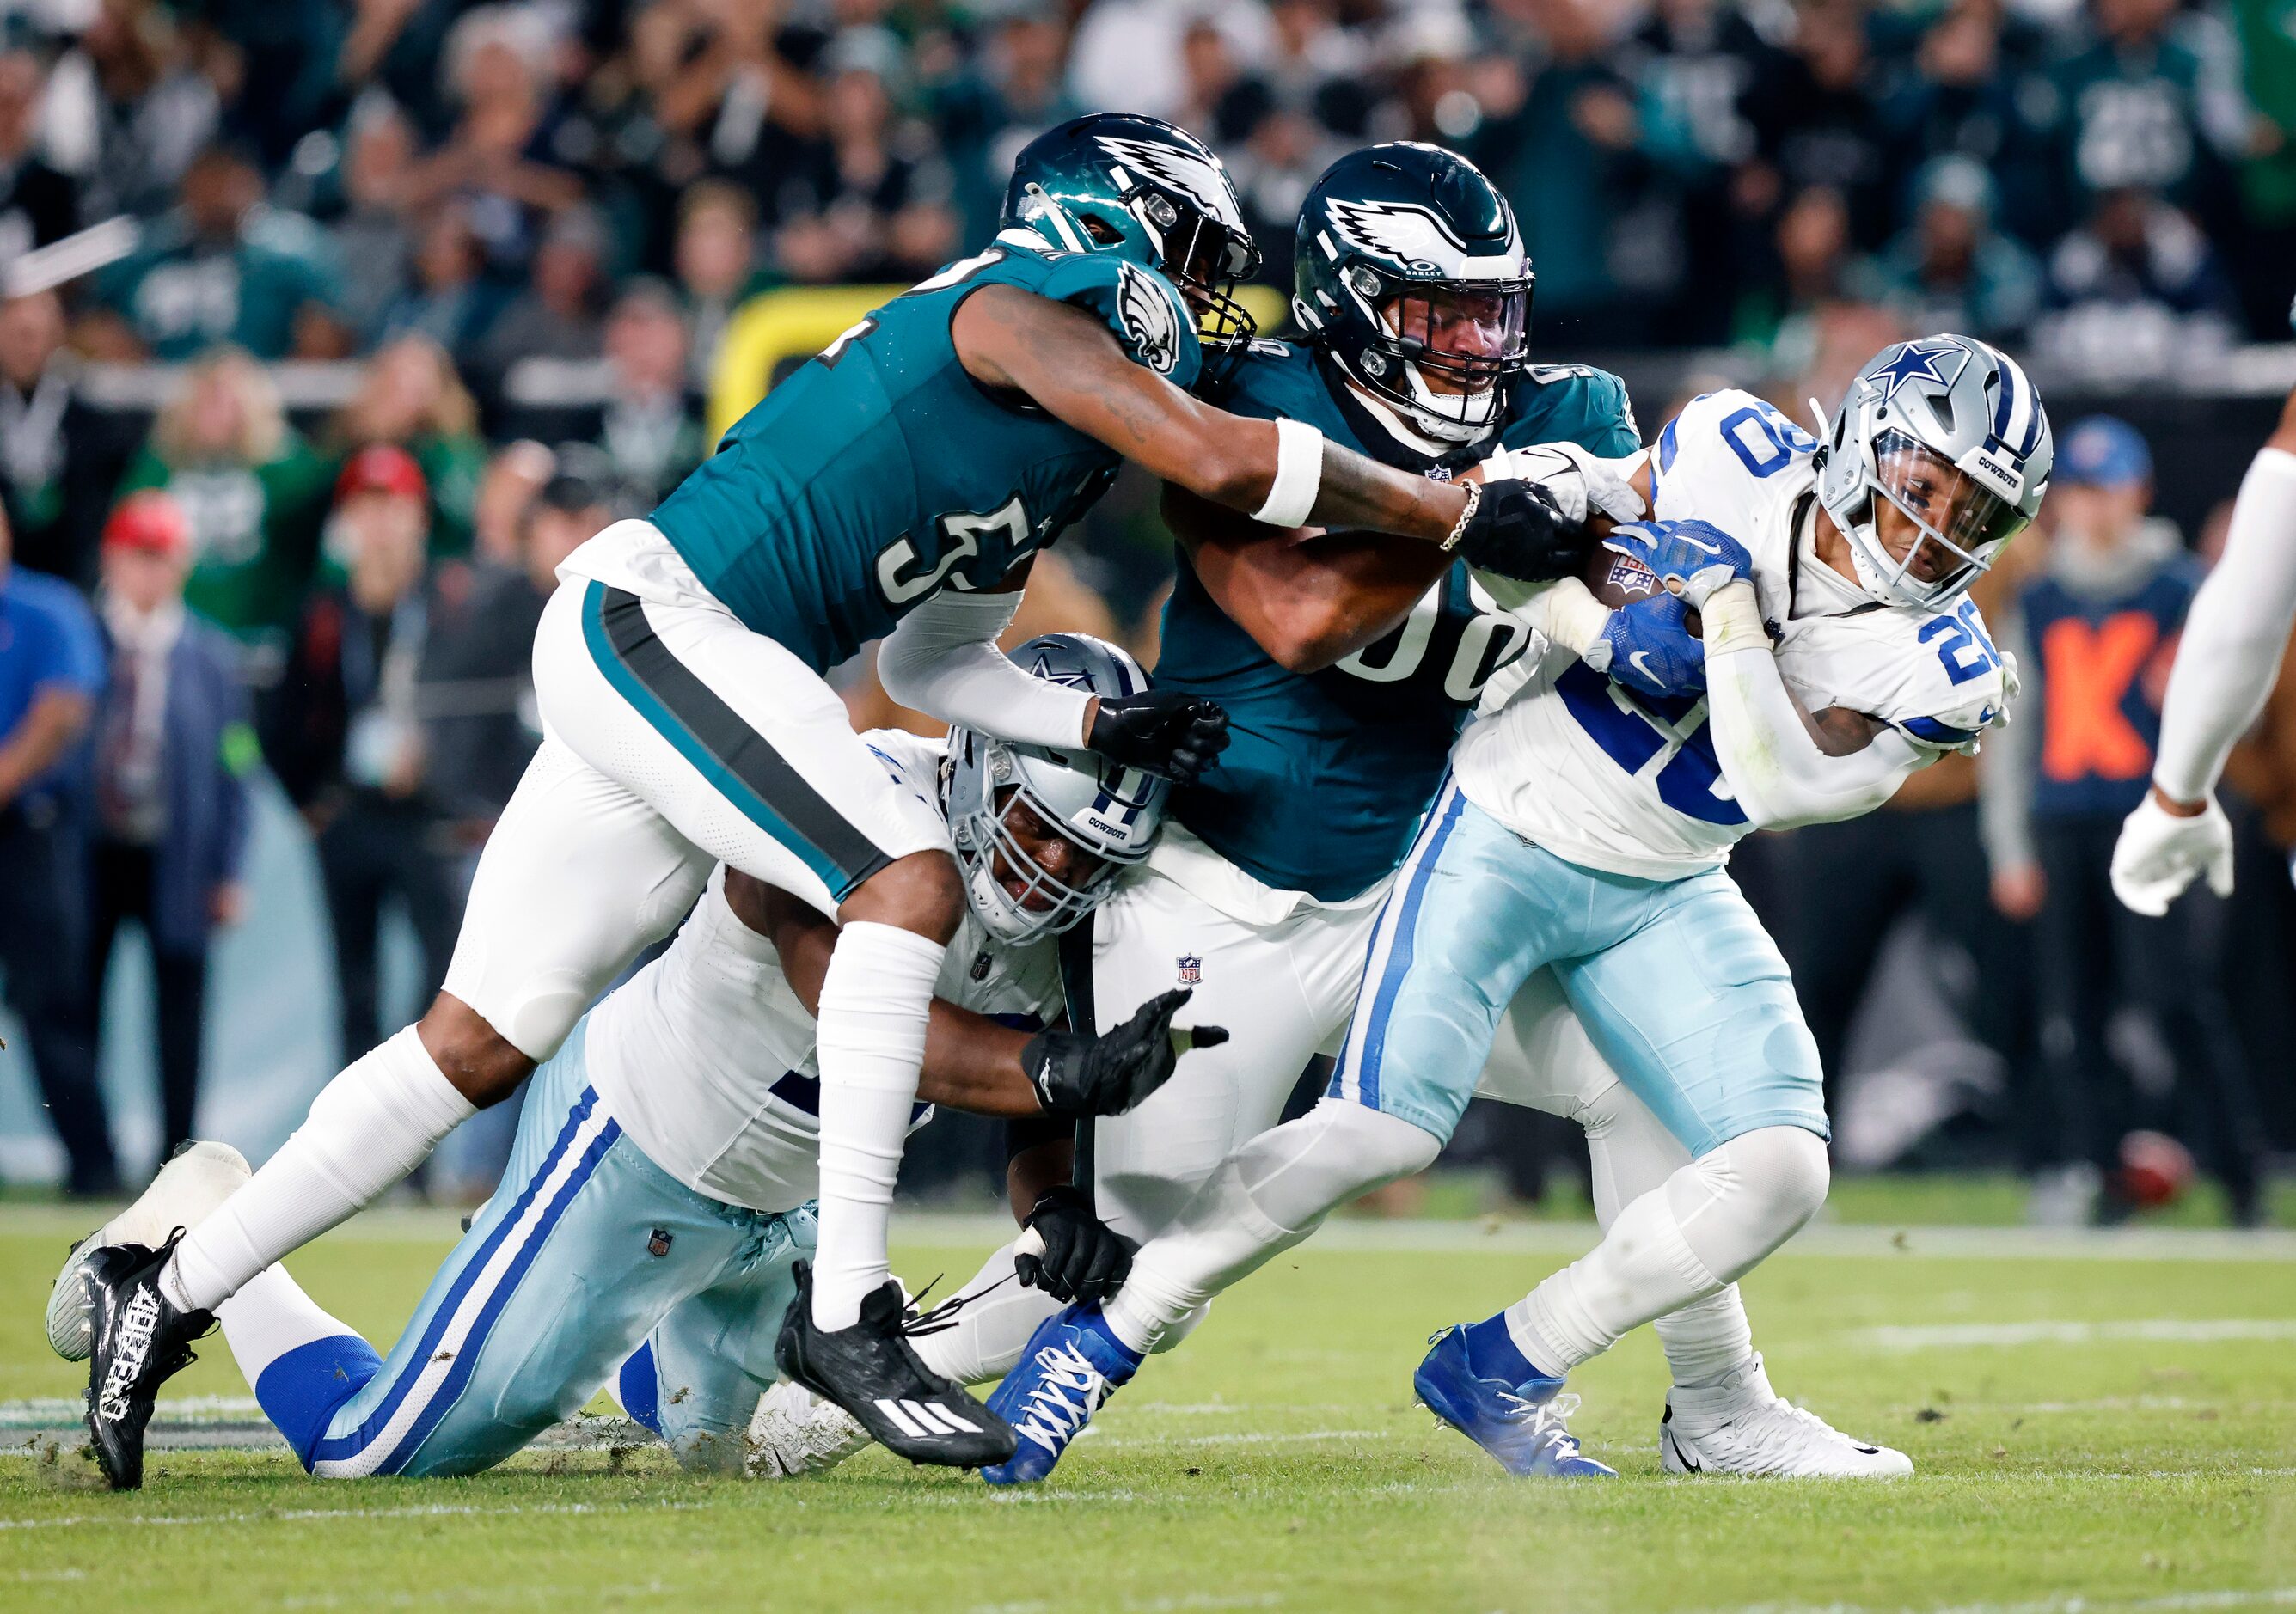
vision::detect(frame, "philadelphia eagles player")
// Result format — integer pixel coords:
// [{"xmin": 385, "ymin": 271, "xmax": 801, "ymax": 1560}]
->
[
  {"xmin": 60, "ymin": 638, "xmax": 1215, "ymax": 1480},
  {"xmin": 749, "ymin": 143, "xmax": 1727, "ymax": 1476},
  {"xmin": 79, "ymin": 115, "xmax": 1595, "ymax": 1487},
  {"xmin": 983, "ymin": 336, "xmax": 2048, "ymax": 1484}
]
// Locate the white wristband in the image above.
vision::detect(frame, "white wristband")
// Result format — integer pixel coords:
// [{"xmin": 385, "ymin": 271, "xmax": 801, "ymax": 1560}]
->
[
  {"xmin": 1700, "ymin": 579, "xmax": 1767, "ymax": 656},
  {"xmin": 1252, "ymin": 418, "xmax": 1325, "ymax": 529}
]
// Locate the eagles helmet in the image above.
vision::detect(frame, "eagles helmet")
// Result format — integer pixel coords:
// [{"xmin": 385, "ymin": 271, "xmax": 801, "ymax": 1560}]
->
[
  {"xmin": 1814, "ymin": 335, "xmax": 2053, "ymax": 611},
  {"xmin": 1292, "ymin": 143, "xmax": 1534, "ymax": 443},
  {"xmin": 1001, "ymin": 113, "xmax": 1260, "ymax": 386},
  {"xmin": 943, "ymin": 633, "xmax": 1169, "ymax": 945}
]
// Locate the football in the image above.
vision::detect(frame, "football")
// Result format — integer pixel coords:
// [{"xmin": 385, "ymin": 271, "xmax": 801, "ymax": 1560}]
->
[{"xmin": 1584, "ymin": 544, "xmax": 1702, "ymax": 637}]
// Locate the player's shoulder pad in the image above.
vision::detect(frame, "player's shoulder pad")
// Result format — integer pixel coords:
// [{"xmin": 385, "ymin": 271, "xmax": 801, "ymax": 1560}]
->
[
  {"xmin": 1503, "ymin": 363, "xmax": 1640, "ymax": 458},
  {"xmin": 1216, "ymin": 337, "xmax": 1331, "ymax": 425},
  {"xmin": 1835, "ymin": 602, "xmax": 2009, "ymax": 752},
  {"xmin": 862, "ymin": 728, "xmax": 951, "ymax": 817},
  {"xmin": 1037, "ymin": 254, "xmax": 1203, "ymax": 389}
]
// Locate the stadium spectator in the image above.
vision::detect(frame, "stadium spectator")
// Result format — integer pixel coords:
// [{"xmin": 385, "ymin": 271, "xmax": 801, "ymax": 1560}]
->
[
  {"xmin": 328, "ymin": 333, "xmax": 487, "ymax": 558},
  {"xmin": 2035, "ymin": 188, "xmax": 2243, "ymax": 376},
  {"xmin": 1738, "ymin": 0, "xmax": 1899, "ymax": 251},
  {"xmin": 114, "ymin": 347, "xmax": 334, "ymax": 688},
  {"xmin": 1982, "ymin": 417, "xmax": 2268, "ymax": 1224},
  {"xmin": 591, "ymin": 280, "xmax": 706, "ymax": 508},
  {"xmin": 40, "ymin": 0, "xmax": 220, "ymax": 223},
  {"xmin": 927, "ymin": 0, "xmax": 1086, "ymax": 242},
  {"xmin": 467, "ymin": 437, "xmax": 554, "ymax": 567},
  {"xmin": 0, "ymin": 50, "xmax": 83, "ymax": 259},
  {"xmin": 82, "ymin": 490, "xmax": 252, "ymax": 1169},
  {"xmin": 84, "ymin": 143, "xmax": 347, "ymax": 362},
  {"xmin": 670, "ymin": 180, "xmax": 762, "ymax": 392},
  {"xmin": 1877, "ymin": 0, "xmax": 2055, "ymax": 243},
  {"xmin": 475, "ymin": 200, "xmax": 609, "ymax": 380},
  {"xmin": 0, "ymin": 498, "xmax": 112, "ymax": 1195},
  {"xmin": 1861, "ymin": 156, "xmax": 2046, "ymax": 342},
  {"xmin": 399, "ymin": 14, "xmax": 581, "ymax": 278},
  {"xmin": 0, "ymin": 290, "xmax": 138, "ymax": 594},
  {"xmin": 327, "ymin": 99, "xmax": 423, "ymax": 347},
  {"xmin": 380, "ymin": 200, "xmax": 495, "ymax": 352},
  {"xmin": 263, "ymin": 443, "xmax": 461, "ymax": 1073},
  {"xmin": 2045, "ymin": 0, "xmax": 2248, "ymax": 221}
]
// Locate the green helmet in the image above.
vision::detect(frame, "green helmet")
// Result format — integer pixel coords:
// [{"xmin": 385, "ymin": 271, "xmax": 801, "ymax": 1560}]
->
[
  {"xmin": 1292, "ymin": 142, "xmax": 1533, "ymax": 444},
  {"xmin": 1001, "ymin": 113, "xmax": 1260, "ymax": 386}
]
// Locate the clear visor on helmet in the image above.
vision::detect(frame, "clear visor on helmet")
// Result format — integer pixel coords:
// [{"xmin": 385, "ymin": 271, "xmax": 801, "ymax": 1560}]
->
[
  {"xmin": 1379, "ymin": 279, "xmax": 1532, "ymax": 394},
  {"xmin": 1866, "ymin": 429, "xmax": 2029, "ymax": 603}
]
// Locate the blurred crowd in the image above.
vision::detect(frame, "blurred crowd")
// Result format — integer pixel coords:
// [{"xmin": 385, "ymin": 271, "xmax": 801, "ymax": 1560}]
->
[{"xmin": 0, "ymin": 0, "xmax": 2289, "ymax": 1216}]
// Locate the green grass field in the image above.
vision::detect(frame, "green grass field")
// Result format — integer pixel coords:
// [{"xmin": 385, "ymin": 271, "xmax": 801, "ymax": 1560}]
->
[{"xmin": 3, "ymin": 1198, "xmax": 2293, "ymax": 1612}]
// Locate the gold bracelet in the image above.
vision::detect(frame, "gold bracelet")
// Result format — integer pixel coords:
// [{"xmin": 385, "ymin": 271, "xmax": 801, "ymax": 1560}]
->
[{"xmin": 1439, "ymin": 480, "xmax": 1483, "ymax": 553}]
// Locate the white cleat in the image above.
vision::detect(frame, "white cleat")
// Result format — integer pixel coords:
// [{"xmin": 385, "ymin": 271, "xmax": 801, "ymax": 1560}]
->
[
  {"xmin": 46, "ymin": 1141, "xmax": 250, "ymax": 1361},
  {"xmin": 1658, "ymin": 1354, "xmax": 1913, "ymax": 1478},
  {"xmin": 745, "ymin": 1378, "xmax": 874, "ymax": 1478}
]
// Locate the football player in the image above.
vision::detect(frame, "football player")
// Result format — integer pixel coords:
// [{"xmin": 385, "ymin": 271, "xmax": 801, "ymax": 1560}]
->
[
  {"xmin": 77, "ymin": 116, "xmax": 1593, "ymax": 1487},
  {"xmin": 2111, "ymin": 319, "xmax": 2296, "ymax": 913},
  {"xmin": 58, "ymin": 639, "xmax": 1213, "ymax": 1480},
  {"xmin": 747, "ymin": 143, "xmax": 1719, "ymax": 1476},
  {"xmin": 983, "ymin": 336, "xmax": 2048, "ymax": 1483}
]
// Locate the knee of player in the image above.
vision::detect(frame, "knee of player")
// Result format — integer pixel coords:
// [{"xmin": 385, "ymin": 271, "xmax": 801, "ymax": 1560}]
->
[
  {"xmin": 1730, "ymin": 1124, "xmax": 1831, "ymax": 1233},
  {"xmin": 839, "ymin": 850, "xmax": 965, "ymax": 945},
  {"xmin": 417, "ymin": 996, "xmax": 534, "ymax": 1108},
  {"xmin": 1305, "ymin": 1098, "xmax": 1445, "ymax": 1186}
]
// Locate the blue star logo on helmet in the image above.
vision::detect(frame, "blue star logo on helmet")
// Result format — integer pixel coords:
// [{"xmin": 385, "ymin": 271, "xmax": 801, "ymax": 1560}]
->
[{"xmin": 1869, "ymin": 339, "xmax": 1970, "ymax": 404}]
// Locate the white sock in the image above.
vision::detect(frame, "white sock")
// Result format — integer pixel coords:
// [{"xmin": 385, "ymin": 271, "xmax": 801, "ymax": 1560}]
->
[
  {"xmin": 217, "ymin": 1264, "xmax": 362, "ymax": 1387},
  {"xmin": 1512, "ymin": 1126, "xmax": 1827, "ymax": 1374},
  {"xmin": 913, "ymin": 1242, "xmax": 1062, "ymax": 1385},
  {"xmin": 163, "ymin": 1027, "xmax": 476, "ymax": 1312},
  {"xmin": 1106, "ymin": 1100, "xmax": 1440, "ymax": 1354},
  {"xmin": 811, "ymin": 921, "xmax": 946, "ymax": 1330},
  {"xmin": 1654, "ymin": 1285, "xmax": 1757, "ymax": 1389}
]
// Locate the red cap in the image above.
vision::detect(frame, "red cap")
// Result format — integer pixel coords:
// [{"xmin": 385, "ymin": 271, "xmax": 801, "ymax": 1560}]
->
[
  {"xmin": 103, "ymin": 490, "xmax": 190, "ymax": 559},
  {"xmin": 335, "ymin": 443, "xmax": 428, "ymax": 507}
]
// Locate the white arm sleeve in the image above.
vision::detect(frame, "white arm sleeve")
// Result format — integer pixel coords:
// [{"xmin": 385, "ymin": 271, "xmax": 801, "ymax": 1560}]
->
[
  {"xmin": 1700, "ymin": 583, "xmax": 1929, "ymax": 829},
  {"xmin": 1976, "ymin": 610, "xmax": 2039, "ymax": 874},
  {"xmin": 874, "ymin": 589, "xmax": 1091, "ymax": 748},
  {"xmin": 2152, "ymin": 446, "xmax": 2296, "ymax": 803}
]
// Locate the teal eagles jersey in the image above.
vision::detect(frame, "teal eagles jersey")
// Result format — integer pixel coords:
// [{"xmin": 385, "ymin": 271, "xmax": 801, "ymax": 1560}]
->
[
  {"xmin": 651, "ymin": 237, "xmax": 1202, "ymax": 669},
  {"xmin": 1155, "ymin": 341, "xmax": 1638, "ymax": 901}
]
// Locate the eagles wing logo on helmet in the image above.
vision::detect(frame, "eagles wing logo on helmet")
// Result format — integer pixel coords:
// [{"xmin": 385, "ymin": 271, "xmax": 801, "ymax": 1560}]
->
[
  {"xmin": 1324, "ymin": 199, "xmax": 1479, "ymax": 276},
  {"xmin": 1093, "ymin": 134, "xmax": 1242, "ymax": 229},
  {"xmin": 1116, "ymin": 262, "xmax": 1181, "ymax": 376}
]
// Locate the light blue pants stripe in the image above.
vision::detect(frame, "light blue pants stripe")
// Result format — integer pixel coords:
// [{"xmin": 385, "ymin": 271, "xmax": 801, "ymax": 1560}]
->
[
  {"xmin": 1327, "ymin": 795, "xmax": 1828, "ymax": 1158},
  {"xmin": 291, "ymin": 1020, "xmax": 813, "ymax": 1477}
]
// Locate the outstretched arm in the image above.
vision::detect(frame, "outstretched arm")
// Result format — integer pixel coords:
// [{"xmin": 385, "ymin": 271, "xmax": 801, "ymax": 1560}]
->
[
  {"xmin": 1699, "ymin": 580, "xmax": 1932, "ymax": 828},
  {"xmin": 955, "ymin": 286, "xmax": 1473, "ymax": 542}
]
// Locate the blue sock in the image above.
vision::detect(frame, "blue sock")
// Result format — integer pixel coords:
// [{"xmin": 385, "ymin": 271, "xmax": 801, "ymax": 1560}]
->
[
  {"xmin": 254, "ymin": 1334, "xmax": 383, "ymax": 1471},
  {"xmin": 617, "ymin": 1340, "xmax": 663, "ymax": 1436},
  {"xmin": 1460, "ymin": 1311, "xmax": 1555, "ymax": 1387}
]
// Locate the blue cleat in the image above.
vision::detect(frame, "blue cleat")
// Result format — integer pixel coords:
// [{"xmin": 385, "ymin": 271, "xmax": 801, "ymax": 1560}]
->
[
  {"xmin": 1413, "ymin": 1324, "xmax": 1615, "ymax": 1477},
  {"xmin": 980, "ymin": 1305, "xmax": 1142, "ymax": 1485}
]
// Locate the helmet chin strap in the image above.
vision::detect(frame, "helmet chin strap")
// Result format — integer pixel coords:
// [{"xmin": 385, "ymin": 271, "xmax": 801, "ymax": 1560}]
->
[{"xmin": 1345, "ymin": 373, "xmax": 1498, "ymax": 456}]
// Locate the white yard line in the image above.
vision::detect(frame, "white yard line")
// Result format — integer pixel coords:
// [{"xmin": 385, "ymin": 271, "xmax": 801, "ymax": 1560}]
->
[
  {"xmin": 1863, "ymin": 1320, "xmax": 2296, "ymax": 1351},
  {"xmin": 0, "ymin": 1500, "xmax": 711, "ymax": 1531},
  {"xmin": 1703, "ymin": 1588, "xmax": 2296, "ymax": 1614}
]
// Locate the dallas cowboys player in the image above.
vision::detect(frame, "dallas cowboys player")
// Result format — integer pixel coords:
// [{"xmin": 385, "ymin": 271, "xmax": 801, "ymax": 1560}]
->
[
  {"xmin": 79, "ymin": 116, "xmax": 1593, "ymax": 1487},
  {"xmin": 64, "ymin": 638, "xmax": 1216, "ymax": 1479},
  {"xmin": 747, "ymin": 143, "xmax": 1715, "ymax": 1475},
  {"xmin": 982, "ymin": 335, "xmax": 2050, "ymax": 1484}
]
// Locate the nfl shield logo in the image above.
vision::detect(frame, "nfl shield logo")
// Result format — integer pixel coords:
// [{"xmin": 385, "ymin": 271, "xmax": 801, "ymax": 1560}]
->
[{"xmin": 1176, "ymin": 954, "xmax": 1203, "ymax": 987}]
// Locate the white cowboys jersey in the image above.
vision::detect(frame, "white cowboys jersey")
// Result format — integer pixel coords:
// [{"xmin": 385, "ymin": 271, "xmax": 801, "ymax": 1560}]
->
[
  {"xmin": 585, "ymin": 729, "xmax": 1062, "ymax": 1214},
  {"xmin": 1455, "ymin": 388, "xmax": 2009, "ymax": 880}
]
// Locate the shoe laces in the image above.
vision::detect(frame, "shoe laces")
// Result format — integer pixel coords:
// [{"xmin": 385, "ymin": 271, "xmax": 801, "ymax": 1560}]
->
[
  {"xmin": 1495, "ymin": 1388, "xmax": 1585, "ymax": 1456},
  {"xmin": 894, "ymin": 1270, "xmax": 1013, "ymax": 1341},
  {"xmin": 1011, "ymin": 1340, "xmax": 1106, "ymax": 1448}
]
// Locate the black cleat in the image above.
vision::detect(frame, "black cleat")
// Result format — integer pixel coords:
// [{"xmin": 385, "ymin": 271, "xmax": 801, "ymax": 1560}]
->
[
  {"xmin": 774, "ymin": 1261, "xmax": 1017, "ymax": 1470},
  {"xmin": 83, "ymin": 1230, "xmax": 213, "ymax": 1490}
]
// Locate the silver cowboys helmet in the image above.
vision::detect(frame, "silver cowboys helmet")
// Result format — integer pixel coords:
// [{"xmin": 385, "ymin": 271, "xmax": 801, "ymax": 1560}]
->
[
  {"xmin": 943, "ymin": 633, "xmax": 1168, "ymax": 945},
  {"xmin": 1815, "ymin": 334, "xmax": 2053, "ymax": 610}
]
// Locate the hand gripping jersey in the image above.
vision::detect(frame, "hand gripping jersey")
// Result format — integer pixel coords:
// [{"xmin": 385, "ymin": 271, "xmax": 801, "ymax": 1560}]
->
[
  {"xmin": 649, "ymin": 235, "xmax": 1202, "ymax": 670},
  {"xmin": 1456, "ymin": 388, "xmax": 2010, "ymax": 879},
  {"xmin": 582, "ymin": 730, "xmax": 1062, "ymax": 1214},
  {"xmin": 1152, "ymin": 341, "xmax": 1640, "ymax": 902}
]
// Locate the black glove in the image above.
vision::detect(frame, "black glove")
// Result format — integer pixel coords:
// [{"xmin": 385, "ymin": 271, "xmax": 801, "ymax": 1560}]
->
[
  {"xmin": 1014, "ymin": 1184, "xmax": 1137, "ymax": 1305},
  {"xmin": 1453, "ymin": 478, "xmax": 1589, "ymax": 583},
  {"xmin": 1020, "ymin": 987, "xmax": 1230, "ymax": 1117},
  {"xmin": 1088, "ymin": 688, "xmax": 1230, "ymax": 784}
]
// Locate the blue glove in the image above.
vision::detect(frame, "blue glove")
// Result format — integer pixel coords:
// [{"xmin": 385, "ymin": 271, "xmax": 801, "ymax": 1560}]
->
[
  {"xmin": 1602, "ymin": 519, "xmax": 1753, "ymax": 608},
  {"xmin": 1592, "ymin": 591, "xmax": 1707, "ymax": 698}
]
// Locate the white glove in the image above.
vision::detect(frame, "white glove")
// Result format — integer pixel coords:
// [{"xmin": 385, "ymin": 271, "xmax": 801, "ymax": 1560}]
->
[
  {"xmin": 1995, "ymin": 649, "xmax": 2020, "ymax": 724},
  {"xmin": 1479, "ymin": 442, "xmax": 1645, "ymax": 527},
  {"xmin": 2109, "ymin": 790, "xmax": 2235, "ymax": 916}
]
